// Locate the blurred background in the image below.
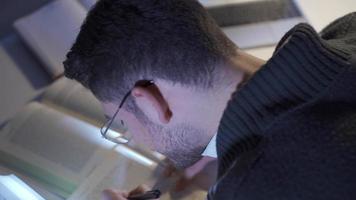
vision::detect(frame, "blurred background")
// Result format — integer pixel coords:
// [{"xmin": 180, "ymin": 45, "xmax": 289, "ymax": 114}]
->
[
  {"xmin": 0, "ymin": 0, "xmax": 355, "ymax": 126},
  {"xmin": 0, "ymin": 1, "xmax": 355, "ymax": 199}
]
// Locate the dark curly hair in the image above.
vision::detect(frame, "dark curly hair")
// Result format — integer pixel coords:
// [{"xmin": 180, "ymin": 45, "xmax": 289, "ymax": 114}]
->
[{"xmin": 63, "ymin": 0, "xmax": 237, "ymax": 103}]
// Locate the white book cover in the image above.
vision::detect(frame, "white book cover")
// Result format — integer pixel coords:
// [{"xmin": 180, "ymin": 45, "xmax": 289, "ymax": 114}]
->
[
  {"xmin": 0, "ymin": 174, "xmax": 45, "ymax": 200},
  {"xmin": 0, "ymin": 102, "xmax": 118, "ymax": 198}
]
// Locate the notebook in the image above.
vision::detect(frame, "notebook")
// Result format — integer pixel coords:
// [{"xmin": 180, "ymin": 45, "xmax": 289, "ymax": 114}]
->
[{"xmin": 0, "ymin": 78, "xmax": 206, "ymax": 199}]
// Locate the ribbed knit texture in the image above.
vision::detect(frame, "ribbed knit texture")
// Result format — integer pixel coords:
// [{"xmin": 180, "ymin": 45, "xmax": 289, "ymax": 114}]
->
[
  {"xmin": 217, "ymin": 23, "xmax": 350, "ymax": 173},
  {"xmin": 210, "ymin": 12, "xmax": 356, "ymax": 200}
]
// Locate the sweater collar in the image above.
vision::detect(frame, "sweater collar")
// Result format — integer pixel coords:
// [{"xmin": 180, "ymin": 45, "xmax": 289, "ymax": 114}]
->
[{"xmin": 216, "ymin": 23, "xmax": 351, "ymax": 172}]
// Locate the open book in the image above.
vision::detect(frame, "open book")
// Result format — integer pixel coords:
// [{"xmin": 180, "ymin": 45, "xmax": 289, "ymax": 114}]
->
[
  {"xmin": 0, "ymin": 78, "xmax": 206, "ymax": 200},
  {"xmin": 0, "ymin": 174, "xmax": 45, "ymax": 200}
]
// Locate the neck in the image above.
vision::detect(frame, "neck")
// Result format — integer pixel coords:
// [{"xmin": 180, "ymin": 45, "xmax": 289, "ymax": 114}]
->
[
  {"xmin": 220, "ymin": 49, "xmax": 265, "ymax": 93},
  {"xmin": 166, "ymin": 51, "xmax": 266, "ymax": 143},
  {"xmin": 232, "ymin": 49, "xmax": 266, "ymax": 75},
  {"xmin": 207, "ymin": 50, "xmax": 265, "ymax": 135}
]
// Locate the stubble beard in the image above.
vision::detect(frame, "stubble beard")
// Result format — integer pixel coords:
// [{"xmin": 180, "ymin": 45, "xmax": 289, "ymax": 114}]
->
[{"xmin": 137, "ymin": 112, "xmax": 208, "ymax": 169}]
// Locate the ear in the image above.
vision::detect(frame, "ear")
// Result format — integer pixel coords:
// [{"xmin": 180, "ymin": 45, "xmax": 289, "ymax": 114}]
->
[{"xmin": 131, "ymin": 83, "xmax": 172, "ymax": 124}]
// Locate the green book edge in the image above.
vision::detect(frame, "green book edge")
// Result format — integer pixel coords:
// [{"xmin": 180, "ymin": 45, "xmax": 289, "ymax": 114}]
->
[{"xmin": 0, "ymin": 150, "xmax": 78, "ymax": 198}]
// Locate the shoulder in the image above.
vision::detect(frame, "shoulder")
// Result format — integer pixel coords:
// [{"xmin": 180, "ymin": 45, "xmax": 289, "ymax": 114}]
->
[
  {"xmin": 320, "ymin": 12, "xmax": 356, "ymax": 56},
  {"xmin": 320, "ymin": 12, "xmax": 356, "ymax": 38}
]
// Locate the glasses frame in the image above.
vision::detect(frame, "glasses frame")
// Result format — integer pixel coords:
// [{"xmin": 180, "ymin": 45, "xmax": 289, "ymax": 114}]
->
[{"xmin": 100, "ymin": 80, "xmax": 154, "ymax": 144}]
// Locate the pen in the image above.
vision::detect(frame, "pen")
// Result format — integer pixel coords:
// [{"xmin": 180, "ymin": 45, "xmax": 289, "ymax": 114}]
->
[{"xmin": 127, "ymin": 189, "xmax": 161, "ymax": 200}]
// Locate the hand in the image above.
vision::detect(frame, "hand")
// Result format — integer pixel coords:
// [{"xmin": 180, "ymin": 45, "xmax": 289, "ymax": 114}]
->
[
  {"xmin": 101, "ymin": 189, "xmax": 128, "ymax": 200},
  {"xmin": 102, "ymin": 185, "xmax": 160, "ymax": 200}
]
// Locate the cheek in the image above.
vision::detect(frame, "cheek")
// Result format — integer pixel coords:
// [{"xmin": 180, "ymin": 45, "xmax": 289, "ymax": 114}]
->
[{"xmin": 121, "ymin": 110, "xmax": 155, "ymax": 148}]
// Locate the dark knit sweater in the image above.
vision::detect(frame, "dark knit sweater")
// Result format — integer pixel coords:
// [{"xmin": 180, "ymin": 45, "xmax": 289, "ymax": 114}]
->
[{"xmin": 209, "ymin": 13, "xmax": 356, "ymax": 200}]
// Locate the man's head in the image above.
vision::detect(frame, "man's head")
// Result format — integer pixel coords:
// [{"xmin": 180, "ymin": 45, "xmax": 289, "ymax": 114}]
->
[{"xmin": 64, "ymin": 0, "xmax": 243, "ymax": 168}]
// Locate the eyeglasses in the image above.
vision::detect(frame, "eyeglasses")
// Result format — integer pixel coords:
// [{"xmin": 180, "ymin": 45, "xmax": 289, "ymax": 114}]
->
[{"xmin": 100, "ymin": 80, "xmax": 154, "ymax": 144}]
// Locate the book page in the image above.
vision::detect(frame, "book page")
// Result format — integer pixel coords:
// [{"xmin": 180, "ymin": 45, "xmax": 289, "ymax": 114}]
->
[
  {"xmin": 0, "ymin": 174, "xmax": 45, "ymax": 200},
  {"xmin": 0, "ymin": 165, "xmax": 64, "ymax": 200},
  {"xmin": 40, "ymin": 77, "xmax": 105, "ymax": 126},
  {"xmin": 68, "ymin": 147, "xmax": 158, "ymax": 200},
  {"xmin": 69, "ymin": 145, "xmax": 207, "ymax": 200},
  {"xmin": 0, "ymin": 102, "xmax": 116, "ymax": 198}
]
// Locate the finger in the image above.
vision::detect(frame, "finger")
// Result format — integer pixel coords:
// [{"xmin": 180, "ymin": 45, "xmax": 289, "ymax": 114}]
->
[
  {"xmin": 128, "ymin": 185, "xmax": 150, "ymax": 196},
  {"xmin": 175, "ymin": 177, "xmax": 192, "ymax": 192},
  {"xmin": 166, "ymin": 165, "xmax": 178, "ymax": 177},
  {"xmin": 162, "ymin": 160, "xmax": 177, "ymax": 177},
  {"xmin": 102, "ymin": 189, "xmax": 128, "ymax": 200}
]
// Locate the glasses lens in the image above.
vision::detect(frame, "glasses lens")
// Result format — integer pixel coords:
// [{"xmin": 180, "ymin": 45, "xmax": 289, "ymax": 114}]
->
[
  {"xmin": 100, "ymin": 119, "xmax": 130, "ymax": 144},
  {"xmin": 110, "ymin": 119, "xmax": 128, "ymax": 133},
  {"xmin": 105, "ymin": 129, "xmax": 130, "ymax": 144}
]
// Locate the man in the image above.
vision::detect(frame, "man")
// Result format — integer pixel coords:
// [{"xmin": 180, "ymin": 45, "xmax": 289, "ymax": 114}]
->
[{"xmin": 63, "ymin": 0, "xmax": 356, "ymax": 199}]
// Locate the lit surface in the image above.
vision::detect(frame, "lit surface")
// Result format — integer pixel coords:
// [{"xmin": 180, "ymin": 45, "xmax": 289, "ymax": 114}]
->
[
  {"xmin": 106, "ymin": 129, "xmax": 129, "ymax": 144},
  {"xmin": 295, "ymin": 0, "xmax": 356, "ymax": 32},
  {"xmin": 115, "ymin": 145, "xmax": 156, "ymax": 167},
  {"xmin": 0, "ymin": 174, "xmax": 45, "ymax": 200},
  {"xmin": 152, "ymin": 151, "xmax": 165, "ymax": 161},
  {"xmin": 78, "ymin": 0, "xmax": 264, "ymax": 9},
  {"xmin": 199, "ymin": 0, "xmax": 263, "ymax": 7}
]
